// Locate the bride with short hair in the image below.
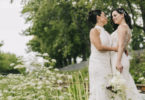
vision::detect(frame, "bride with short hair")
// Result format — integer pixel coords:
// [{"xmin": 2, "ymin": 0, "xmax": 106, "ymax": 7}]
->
[{"xmin": 88, "ymin": 9, "xmax": 117, "ymax": 100}]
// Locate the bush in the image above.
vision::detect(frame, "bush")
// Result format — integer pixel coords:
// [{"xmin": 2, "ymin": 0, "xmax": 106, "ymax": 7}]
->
[
  {"xmin": 130, "ymin": 52, "xmax": 145, "ymax": 84},
  {"xmin": 0, "ymin": 52, "xmax": 21, "ymax": 74}
]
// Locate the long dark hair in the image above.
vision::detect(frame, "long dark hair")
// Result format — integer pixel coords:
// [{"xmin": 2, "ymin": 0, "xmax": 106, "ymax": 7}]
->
[
  {"xmin": 111, "ymin": 8, "xmax": 132, "ymax": 30},
  {"xmin": 88, "ymin": 10, "xmax": 102, "ymax": 24}
]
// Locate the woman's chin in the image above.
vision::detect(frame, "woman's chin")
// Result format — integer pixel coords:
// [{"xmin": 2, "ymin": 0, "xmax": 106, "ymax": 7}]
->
[{"xmin": 114, "ymin": 21, "xmax": 119, "ymax": 24}]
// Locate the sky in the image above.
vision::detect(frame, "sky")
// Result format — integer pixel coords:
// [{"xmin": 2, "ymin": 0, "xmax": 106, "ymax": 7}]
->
[{"xmin": 0, "ymin": 0, "xmax": 32, "ymax": 57}]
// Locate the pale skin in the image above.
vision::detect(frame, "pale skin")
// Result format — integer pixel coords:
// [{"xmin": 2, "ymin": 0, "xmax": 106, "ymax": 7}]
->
[
  {"xmin": 112, "ymin": 11, "xmax": 131, "ymax": 73},
  {"xmin": 90, "ymin": 12, "xmax": 118, "ymax": 53}
]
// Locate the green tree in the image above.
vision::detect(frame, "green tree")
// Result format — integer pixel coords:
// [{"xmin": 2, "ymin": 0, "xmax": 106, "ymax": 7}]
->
[
  {"xmin": 22, "ymin": 0, "xmax": 92, "ymax": 68},
  {"xmin": 19, "ymin": 0, "xmax": 145, "ymax": 67}
]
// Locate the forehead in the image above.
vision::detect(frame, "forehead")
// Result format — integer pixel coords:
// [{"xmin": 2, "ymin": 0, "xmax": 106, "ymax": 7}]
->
[{"xmin": 112, "ymin": 11, "xmax": 118, "ymax": 15}]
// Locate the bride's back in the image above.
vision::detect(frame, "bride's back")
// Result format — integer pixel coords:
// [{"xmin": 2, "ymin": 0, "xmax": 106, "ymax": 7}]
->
[{"xmin": 111, "ymin": 26, "xmax": 131, "ymax": 50}]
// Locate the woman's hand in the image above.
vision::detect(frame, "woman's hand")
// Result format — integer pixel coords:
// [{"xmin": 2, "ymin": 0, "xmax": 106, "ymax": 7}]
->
[
  {"xmin": 112, "ymin": 46, "xmax": 118, "ymax": 52},
  {"xmin": 116, "ymin": 63, "xmax": 123, "ymax": 73},
  {"xmin": 113, "ymin": 46, "xmax": 118, "ymax": 52}
]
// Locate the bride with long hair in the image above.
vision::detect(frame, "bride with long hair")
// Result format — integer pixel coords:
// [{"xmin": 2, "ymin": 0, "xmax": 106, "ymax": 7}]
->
[{"xmin": 110, "ymin": 8, "xmax": 142, "ymax": 100}]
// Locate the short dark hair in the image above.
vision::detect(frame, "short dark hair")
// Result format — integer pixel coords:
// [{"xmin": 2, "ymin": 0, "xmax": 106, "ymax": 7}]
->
[
  {"xmin": 88, "ymin": 10, "xmax": 102, "ymax": 24},
  {"xmin": 111, "ymin": 8, "xmax": 132, "ymax": 30}
]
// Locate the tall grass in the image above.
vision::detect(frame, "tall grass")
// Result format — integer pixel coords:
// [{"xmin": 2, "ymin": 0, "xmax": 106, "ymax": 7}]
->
[{"xmin": 0, "ymin": 66, "xmax": 89, "ymax": 100}]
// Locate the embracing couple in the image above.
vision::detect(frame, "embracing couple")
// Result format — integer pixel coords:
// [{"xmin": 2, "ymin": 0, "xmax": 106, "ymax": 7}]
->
[{"xmin": 88, "ymin": 8, "xmax": 142, "ymax": 100}]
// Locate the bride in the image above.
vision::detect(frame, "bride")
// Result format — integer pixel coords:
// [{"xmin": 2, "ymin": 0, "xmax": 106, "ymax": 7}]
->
[
  {"xmin": 110, "ymin": 8, "xmax": 142, "ymax": 100},
  {"xmin": 88, "ymin": 10, "xmax": 118, "ymax": 100}
]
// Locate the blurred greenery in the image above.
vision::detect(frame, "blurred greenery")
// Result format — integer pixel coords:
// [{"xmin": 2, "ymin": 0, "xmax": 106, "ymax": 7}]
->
[
  {"xmin": 0, "ymin": 51, "xmax": 21, "ymax": 74},
  {"xmin": 130, "ymin": 51, "xmax": 145, "ymax": 84}
]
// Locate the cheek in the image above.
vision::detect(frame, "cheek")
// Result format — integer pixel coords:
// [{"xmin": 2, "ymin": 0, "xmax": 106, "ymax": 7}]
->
[
  {"xmin": 117, "ymin": 15, "xmax": 122, "ymax": 20},
  {"xmin": 113, "ymin": 17, "xmax": 116, "ymax": 21},
  {"xmin": 114, "ymin": 16, "xmax": 120, "ymax": 22}
]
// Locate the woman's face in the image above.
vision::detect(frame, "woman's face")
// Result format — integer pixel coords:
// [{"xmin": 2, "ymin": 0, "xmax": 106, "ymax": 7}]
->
[
  {"xmin": 98, "ymin": 12, "xmax": 107, "ymax": 25},
  {"xmin": 112, "ymin": 11, "xmax": 124, "ymax": 24}
]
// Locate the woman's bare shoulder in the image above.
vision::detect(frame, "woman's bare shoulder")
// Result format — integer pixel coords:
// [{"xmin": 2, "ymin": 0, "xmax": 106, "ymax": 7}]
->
[
  {"xmin": 90, "ymin": 28, "xmax": 101, "ymax": 35},
  {"xmin": 117, "ymin": 24, "xmax": 128, "ymax": 35},
  {"xmin": 118, "ymin": 24, "xmax": 128, "ymax": 31}
]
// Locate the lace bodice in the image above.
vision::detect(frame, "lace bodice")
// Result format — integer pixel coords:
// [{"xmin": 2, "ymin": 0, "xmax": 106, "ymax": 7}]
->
[
  {"xmin": 111, "ymin": 28, "xmax": 131, "ymax": 50},
  {"xmin": 90, "ymin": 26, "xmax": 111, "ymax": 59}
]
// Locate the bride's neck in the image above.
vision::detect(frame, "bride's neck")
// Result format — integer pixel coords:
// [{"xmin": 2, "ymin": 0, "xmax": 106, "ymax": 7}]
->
[
  {"xmin": 95, "ymin": 22, "xmax": 104, "ymax": 27},
  {"xmin": 120, "ymin": 19, "xmax": 127, "ymax": 25}
]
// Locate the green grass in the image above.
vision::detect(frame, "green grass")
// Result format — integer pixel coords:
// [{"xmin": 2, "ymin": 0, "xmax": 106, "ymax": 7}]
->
[{"xmin": 0, "ymin": 66, "xmax": 89, "ymax": 100}]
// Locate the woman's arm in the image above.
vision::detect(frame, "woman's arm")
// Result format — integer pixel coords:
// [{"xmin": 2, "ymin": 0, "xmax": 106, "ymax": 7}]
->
[
  {"xmin": 90, "ymin": 28, "xmax": 117, "ymax": 51},
  {"xmin": 116, "ymin": 25, "xmax": 127, "ymax": 73}
]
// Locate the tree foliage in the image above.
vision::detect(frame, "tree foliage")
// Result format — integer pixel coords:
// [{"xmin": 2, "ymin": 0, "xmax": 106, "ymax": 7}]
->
[{"xmin": 20, "ymin": 0, "xmax": 145, "ymax": 67}]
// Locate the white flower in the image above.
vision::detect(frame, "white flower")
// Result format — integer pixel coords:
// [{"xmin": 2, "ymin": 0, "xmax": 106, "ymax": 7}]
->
[
  {"xmin": 37, "ymin": 81, "xmax": 43, "ymax": 85},
  {"xmin": 57, "ymin": 86, "xmax": 63, "ymax": 90},
  {"xmin": 67, "ymin": 75, "xmax": 73, "ymax": 79},
  {"xmin": 56, "ymin": 73, "xmax": 64, "ymax": 78},
  {"xmin": 107, "ymin": 71, "xmax": 127, "ymax": 94},
  {"xmin": 42, "ymin": 53, "xmax": 48, "ymax": 56},
  {"xmin": 14, "ymin": 65, "xmax": 25, "ymax": 69},
  {"xmin": 10, "ymin": 63, "xmax": 15, "ymax": 66},
  {"xmin": 57, "ymin": 2, "xmax": 60, "ymax": 5},
  {"xmin": 54, "ymin": 68, "xmax": 59, "ymax": 71},
  {"xmin": 85, "ymin": 1, "xmax": 88, "ymax": 5},
  {"xmin": 58, "ymin": 96, "xmax": 64, "ymax": 100},
  {"xmin": 85, "ymin": 78, "xmax": 88, "ymax": 81},
  {"xmin": 57, "ymin": 80, "xmax": 63, "ymax": 84},
  {"xmin": 51, "ymin": 77, "xmax": 56, "ymax": 81},
  {"xmin": 46, "ymin": 70, "xmax": 51, "ymax": 74},
  {"xmin": 49, "ymin": 66, "xmax": 53, "ymax": 69},
  {"xmin": 43, "ymin": 59, "xmax": 49, "ymax": 63},
  {"xmin": 72, "ymin": 1, "xmax": 76, "ymax": 6},
  {"xmin": 139, "ymin": 43, "xmax": 143, "ymax": 48},
  {"xmin": 39, "ymin": 95, "xmax": 45, "ymax": 99},
  {"xmin": 45, "ymin": 80, "xmax": 50, "ymax": 84},
  {"xmin": 138, "ymin": 77, "xmax": 145, "ymax": 81},
  {"xmin": 0, "ymin": 92, "xmax": 2, "ymax": 97},
  {"xmin": 37, "ymin": 86, "xmax": 42, "ymax": 89},
  {"xmin": 89, "ymin": 0, "xmax": 93, "ymax": 3},
  {"xmin": 52, "ymin": 59, "xmax": 56, "ymax": 63},
  {"xmin": 7, "ymin": 96, "xmax": 12, "ymax": 100}
]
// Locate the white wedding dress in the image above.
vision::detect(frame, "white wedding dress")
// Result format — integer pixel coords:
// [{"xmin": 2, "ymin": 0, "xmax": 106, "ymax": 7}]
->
[
  {"xmin": 111, "ymin": 28, "xmax": 142, "ymax": 100},
  {"xmin": 88, "ymin": 26, "xmax": 112, "ymax": 100}
]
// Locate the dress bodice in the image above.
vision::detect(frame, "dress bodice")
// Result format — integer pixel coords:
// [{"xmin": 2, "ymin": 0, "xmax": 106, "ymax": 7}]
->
[
  {"xmin": 90, "ymin": 26, "xmax": 111, "ymax": 60},
  {"xmin": 111, "ymin": 28, "xmax": 131, "ymax": 50}
]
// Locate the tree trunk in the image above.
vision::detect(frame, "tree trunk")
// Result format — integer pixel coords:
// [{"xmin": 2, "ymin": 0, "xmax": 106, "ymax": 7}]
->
[{"xmin": 73, "ymin": 56, "xmax": 77, "ymax": 64}]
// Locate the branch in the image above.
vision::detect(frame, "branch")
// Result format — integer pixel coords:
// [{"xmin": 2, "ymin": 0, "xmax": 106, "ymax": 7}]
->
[{"xmin": 125, "ymin": 0, "xmax": 144, "ymax": 29}]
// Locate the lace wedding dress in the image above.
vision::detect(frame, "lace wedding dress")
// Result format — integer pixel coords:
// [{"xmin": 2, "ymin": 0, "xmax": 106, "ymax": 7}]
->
[
  {"xmin": 88, "ymin": 26, "xmax": 112, "ymax": 100},
  {"xmin": 111, "ymin": 28, "xmax": 142, "ymax": 100}
]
